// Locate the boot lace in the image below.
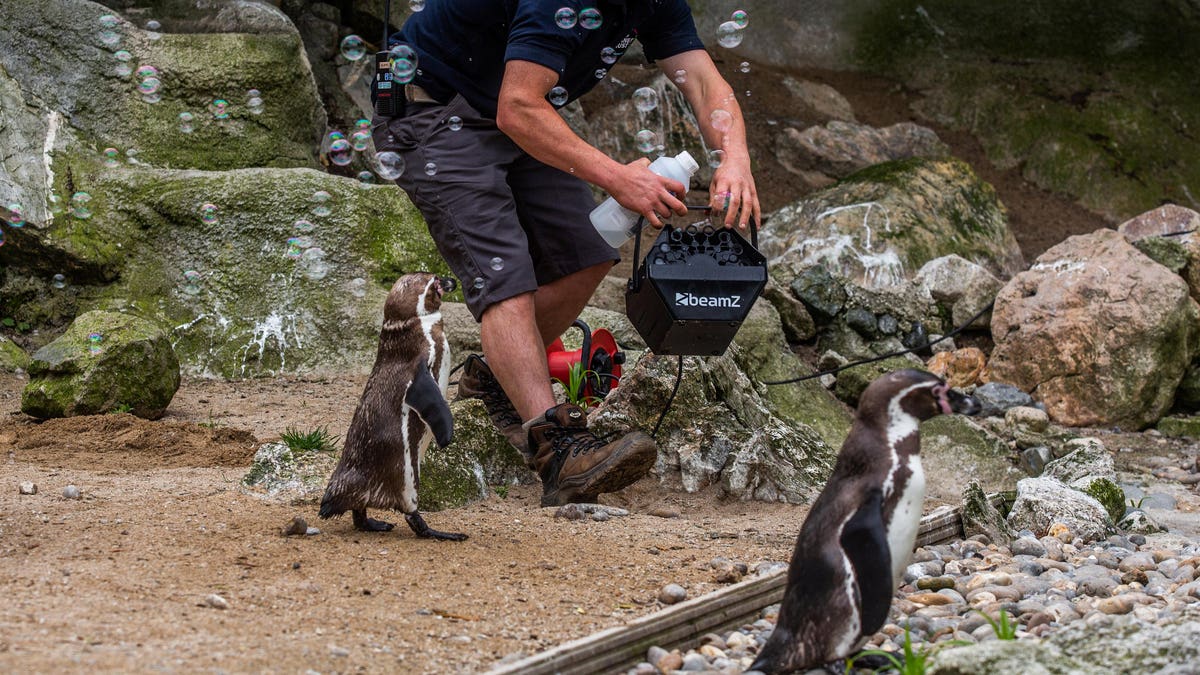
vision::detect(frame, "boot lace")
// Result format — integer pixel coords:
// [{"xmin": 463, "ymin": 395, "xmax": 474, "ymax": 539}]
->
[
  {"xmin": 477, "ymin": 373, "xmax": 523, "ymax": 428},
  {"xmin": 548, "ymin": 427, "xmax": 607, "ymax": 457}
]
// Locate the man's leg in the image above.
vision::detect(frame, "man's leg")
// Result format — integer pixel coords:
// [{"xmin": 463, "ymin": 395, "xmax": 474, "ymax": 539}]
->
[
  {"xmin": 479, "ymin": 291, "xmax": 556, "ymax": 422},
  {"xmin": 532, "ymin": 261, "xmax": 612, "ymax": 347}
]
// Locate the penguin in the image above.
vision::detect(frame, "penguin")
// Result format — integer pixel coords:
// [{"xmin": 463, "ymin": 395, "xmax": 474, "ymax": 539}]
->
[
  {"xmin": 318, "ymin": 272, "xmax": 466, "ymax": 541},
  {"xmin": 750, "ymin": 369, "xmax": 980, "ymax": 673}
]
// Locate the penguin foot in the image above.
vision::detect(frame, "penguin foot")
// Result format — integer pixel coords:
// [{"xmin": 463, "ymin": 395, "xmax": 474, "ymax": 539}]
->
[
  {"xmin": 352, "ymin": 509, "xmax": 395, "ymax": 532},
  {"xmin": 405, "ymin": 511, "xmax": 468, "ymax": 541}
]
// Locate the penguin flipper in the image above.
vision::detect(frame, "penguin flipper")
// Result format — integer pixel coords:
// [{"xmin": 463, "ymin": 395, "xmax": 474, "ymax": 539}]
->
[
  {"xmin": 840, "ymin": 488, "xmax": 892, "ymax": 636},
  {"xmin": 406, "ymin": 359, "xmax": 454, "ymax": 447}
]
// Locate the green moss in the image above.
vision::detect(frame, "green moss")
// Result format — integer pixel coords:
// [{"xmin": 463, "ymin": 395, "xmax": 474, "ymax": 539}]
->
[
  {"xmin": 418, "ymin": 444, "xmax": 489, "ymax": 512},
  {"xmin": 834, "ymin": 356, "xmax": 916, "ymax": 406},
  {"xmin": 0, "ymin": 335, "xmax": 29, "ymax": 371},
  {"xmin": 1157, "ymin": 416, "xmax": 1200, "ymax": 438},
  {"xmin": 1081, "ymin": 477, "xmax": 1126, "ymax": 523}
]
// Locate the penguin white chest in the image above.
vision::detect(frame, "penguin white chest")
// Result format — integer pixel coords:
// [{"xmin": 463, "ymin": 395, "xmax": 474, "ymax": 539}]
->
[{"xmin": 886, "ymin": 455, "xmax": 925, "ymax": 586}]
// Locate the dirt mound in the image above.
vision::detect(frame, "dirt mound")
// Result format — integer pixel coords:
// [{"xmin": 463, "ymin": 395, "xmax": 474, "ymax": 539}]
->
[{"xmin": 3, "ymin": 413, "xmax": 258, "ymax": 470}]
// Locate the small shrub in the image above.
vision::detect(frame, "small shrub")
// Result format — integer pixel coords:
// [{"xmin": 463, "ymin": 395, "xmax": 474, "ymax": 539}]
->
[
  {"xmin": 552, "ymin": 361, "xmax": 601, "ymax": 409},
  {"xmin": 976, "ymin": 608, "xmax": 1018, "ymax": 640},
  {"xmin": 280, "ymin": 425, "xmax": 340, "ymax": 453}
]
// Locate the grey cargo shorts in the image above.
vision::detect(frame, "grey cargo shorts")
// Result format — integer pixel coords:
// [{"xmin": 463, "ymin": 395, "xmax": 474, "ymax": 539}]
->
[{"xmin": 372, "ymin": 94, "xmax": 618, "ymax": 321}]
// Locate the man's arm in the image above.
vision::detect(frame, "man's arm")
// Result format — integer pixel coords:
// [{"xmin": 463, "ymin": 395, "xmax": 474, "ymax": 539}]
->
[
  {"xmin": 496, "ymin": 59, "xmax": 688, "ymax": 228},
  {"xmin": 657, "ymin": 49, "xmax": 761, "ymax": 229}
]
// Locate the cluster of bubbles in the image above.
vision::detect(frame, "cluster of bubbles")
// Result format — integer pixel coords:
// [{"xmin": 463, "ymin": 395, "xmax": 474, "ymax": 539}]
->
[
  {"xmin": 554, "ymin": 6, "xmax": 603, "ymax": 30},
  {"xmin": 717, "ymin": 9, "xmax": 749, "ymax": 49},
  {"xmin": 98, "ymin": 14, "xmax": 121, "ymax": 48},
  {"xmin": 389, "ymin": 45, "xmax": 418, "ymax": 84},
  {"xmin": 351, "ymin": 119, "xmax": 371, "ymax": 151},
  {"xmin": 136, "ymin": 64, "xmax": 162, "ymax": 104},
  {"xmin": 87, "ymin": 332, "xmax": 103, "ymax": 355},
  {"xmin": 340, "ymin": 35, "xmax": 366, "ymax": 61}
]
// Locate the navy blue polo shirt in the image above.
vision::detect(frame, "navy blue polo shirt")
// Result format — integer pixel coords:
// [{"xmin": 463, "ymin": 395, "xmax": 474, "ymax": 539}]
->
[{"xmin": 393, "ymin": 0, "xmax": 704, "ymax": 118}]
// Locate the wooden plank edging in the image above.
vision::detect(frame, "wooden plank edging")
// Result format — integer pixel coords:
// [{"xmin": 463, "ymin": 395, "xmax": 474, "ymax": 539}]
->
[{"xmin": 486, "ymin": 492, "xmax": 1014, "ymax": 675}]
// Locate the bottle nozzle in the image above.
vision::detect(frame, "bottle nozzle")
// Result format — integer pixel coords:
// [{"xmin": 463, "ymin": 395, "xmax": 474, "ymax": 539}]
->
[{"xmin": 674, "ymin": 150, "xmax": 699, "ymax": 176}]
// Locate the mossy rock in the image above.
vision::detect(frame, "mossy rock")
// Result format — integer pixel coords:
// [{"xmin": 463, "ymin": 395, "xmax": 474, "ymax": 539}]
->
[
  {"xmin": 0, "ymin": 335, "xmax": 29, "ymax": 372},
  {"xmin": 241, "ymin": 441, "xmax": 339, "ymax": 504},
  {"xmin": 833, "ymin": 356, "xmax": 917, "ymax": 406},
  {"xmin": 417, "ymin": 442, "xmax": 490, "ymax": 512},
  {"xmin": 1134, "ymin": 236, "xmax": 1190, "ymax": 274},
  {"xmin": 1157, "ymin": 416, "xmax": 1200, "ymax": 439},
  {"xmin": 1078, "ymin": 477, "xmax": 1126, "ymax": 524},
  {"xmin": 21, "ymin": 310, "xmax": 179, "ymax": 419},
  {"xmin": 961, "ymin": 480, "xmax": 1014, "ymax": 544},
  {"xmin": 448, "ymin": 399, "xmax": 535, "ymax": 487},
  {"xmin": 921, "ymin": 415, "xmax": 1022, "ymax": 504}
]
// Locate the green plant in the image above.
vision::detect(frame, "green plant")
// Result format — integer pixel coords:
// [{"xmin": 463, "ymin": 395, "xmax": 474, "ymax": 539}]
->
[
  {"xmin": 975, "ymin": 608, "xmax": 1018, "ymax": 640},
  {"xmin": 1128, "ymin": 496, "xmax": 1147, "ymax": 509},
  {"xmin": 493, "ymin": 484, "xmax": 509, "ymax": 499},
  {"xmin": 0, "ymin": 317, "xmax": 30, "ymax": 332},
  {"xmin": 552, "ymin": 361, "xmax": 600, "ymax": 409},
  {"xmin": 280, "ymin": 425, "xmax": 340, "ymax": 453},
  {"xmin": 845, "ymin": 625, "xmax": 969, "ymax": 675},
  {"xmin": 110, "ymin": 403, "xmax": 133, "ymax": 414},
  {"xmin": 198, "ymin": 408, "xmax": 222, "ymax": 429}
]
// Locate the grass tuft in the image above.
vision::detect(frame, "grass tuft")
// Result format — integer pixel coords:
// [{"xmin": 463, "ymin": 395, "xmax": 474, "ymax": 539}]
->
[{"xmin": 280, "ymin": 425, "xmax": 340, "ymax": 453}]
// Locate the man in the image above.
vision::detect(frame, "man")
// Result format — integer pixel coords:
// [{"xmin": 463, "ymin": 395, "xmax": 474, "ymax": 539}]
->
[{"xmin": 373, "ymin": 0, "xmax": 760, "ymax": 507}]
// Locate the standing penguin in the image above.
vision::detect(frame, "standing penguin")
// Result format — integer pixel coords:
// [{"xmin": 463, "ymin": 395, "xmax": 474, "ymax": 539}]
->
[
  {"xmin": 751, "ymin": 369, "xmax": 979, "ymax": 673},
  {"xmin": 318, "ymin": 272, "xmax": 466, "ymax": 541}
]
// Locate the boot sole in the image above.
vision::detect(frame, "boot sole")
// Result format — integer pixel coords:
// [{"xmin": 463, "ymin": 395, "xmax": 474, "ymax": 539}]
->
[{"xmin": 540, "ymin": 433, "xmax": 657, "ymax": 507}]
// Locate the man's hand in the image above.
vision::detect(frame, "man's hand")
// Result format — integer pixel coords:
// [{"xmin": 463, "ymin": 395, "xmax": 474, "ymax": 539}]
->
[
  {"xmin": 607, "ymin": 157, "xmax": 688, "ymax": 229},
  {"xmin": 709, "ymin": 152, "xmax": 759, "ymax": 231}
]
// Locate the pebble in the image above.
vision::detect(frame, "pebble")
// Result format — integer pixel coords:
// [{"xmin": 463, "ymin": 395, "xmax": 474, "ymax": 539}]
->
[
  {"xmin": 646, "ymin": 507, "xmax": 680, "ymax": 518},
  {"xmin": 658, "ymin": 583, "xmax": 687, "ymax": 605},
  {"xmin": 916, "ymin": 576, "xmax": 956, "ymax": 591},
  {"xmin": 282, "ymin": 516, "xmax": 308, "ymax": 536},
  {"xmin": 329, "ymin": 645, "xmax": 350, "ymax": 657},
  {"xmin": 554, "ymin": 504, "xmax": 586, "ymax": 521},
  {"xmin": 18, "ymin": 481, "xmax": 37, "ymax": 495},
  {"xmin": 62, "ymin": 485, "xmax": 81, "ymax": 500},
  {"xmin": 1011, "ymin": 536, "xmax": 1047, "ymax": 557},
  {"xmin": 204, "ymin": 593, "xmax": 229, "ymax": 610}
]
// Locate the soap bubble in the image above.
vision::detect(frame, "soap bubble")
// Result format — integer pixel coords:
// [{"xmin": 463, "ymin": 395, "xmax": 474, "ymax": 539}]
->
[
  {"xmin": 375, "ymin": 151, "xmax": 405, "ymax": 180},
  {"xmin": 355, "ymin": 118, "xmax": 371, "ymax": 130},
  {"xmin": 182, "ymin": 269, "xmax": 202, "ymax": 295},
  {"xmin": 210, "ymin": 99, "xmax": 230, "ymax": 119},
  {"xmin": 490, "ymin": 257, "xmax": 505, "ymax": 271},
  {"xmin": 328, "ymin": 138, "xmax": 353, "ymax": 166},
  {"xmin": 351, "ymin": 129, "xmax": 371, "ymax": 151},
  {"xmin": 389, "ymin": 45, "xmax": 418, "ymax": 84},
  {"xmin": 673, "ymin": 69, "xmax": 687, "ymax": 84},
  {"xmin": 114, "ymin": 62, "xmax": 132, "ymax": 78},
  {"xmin": 294, "ymin": 219, "xmax": 315, "ymax": 233},
  {"xmin": 356, "ymin": 170, "xmax": 374, "ymax": 185},
  {"xmin": 71, "ymin": 192, "xmax": 92, "ymax": 219},
  {"xmin": 5, "ymin": 203, "xmax": 24, "ymax": 227},
  {"xmin": 145, "ymin": 19, "xmax": 162, "ymax": 40},
  {"xmin": 472, "ymin": 277, "xmax": 485, "ymax": 290},
  {"xmin": 48, "ymin": 192, "xmax": 65, "ymax": 215},
  {"xmin": 548, "ymin": 86, "xmax": 568, "ymax": 107},
  {"xmin": 424, "ymin": 162, "xmax": 438, "ymax": 176},
  {"xmin": 88, "ymin": 332, "xmax": 103, "ymax": 354},
  {"xmin": 594, "ymin": 68, "xmax": 607, "ymax": 80},
  {"xmin": 99, "ymin": 15, "xmax": 119, "ymax": 29},
  {"xmin": 447, "ymin": 115, "xmax": 463, "ymax": 131},
  {"xmin": 103, "ymin": 148, "xmax": 120, "ymax": 168},
  {"xmin": 554, "ymin": 7, "xmax": 577, "ymax": 29},
  {"xmin": 328, "ymin": 131, "xmax": 346, "ymax": 142},
  {"xmin": 707, "ymin": 149, "xmax": 724, "ymax": 168},
  {"xmin": 301, "ymin": 247, "xmax": 329, "ymax": 280},
  {"xmin": 739, "ymin": 61, "xmax": 751, "ymax": 73},
  {"xmin": 136, "ymin": 65, "xmax": 158, "ymax": 79},
  {"xmin": 349, "ymin": 277, "xmax": 367, "ymax": 298},
  {"xmin": 199, "ymin": 203, "xmax": 219, "ymax": 225},
  {"xmin": 709, "ymin": 108, "xmax": 733, "ymax": 132},
  {"xmin": 340, "ymin": 35, "xmax": 366, "ymax": 61},
  {"xmin": 114, "ymin": 50, "xmax": 132, "ymax": 63},
  {"xmin": 146, "ymin": 19, "xmax": 162, "ymax": 31},
  {"xmin": 635, "ymin": 129, "xmax": 657, "ymax": 153},
  {"xmin": 579, "ymin": 7, "xmax": 602, "ymax": 29},
  {"xmin": 52, "ymin": 273, "xmax": 67, "ymax": 289},
  {"xmin": 0, "ymin": 230, "xmax": 5, "ymax": 247},
  {"xmin": 731, "ymin": 9, "xmax": 749, "ymax": 28},
  {"xmin": 633, "ymin": 87, "xmax": 658, "ymax": 113},
  {"xmin": 125, "ymin": 148, "xmax": 139, "ymax": 164},
  {"xmin": 600, "ymin": 47, "xmax": 618, "ymax": 65},
  {"xmin": 178, "ymin": 111, "xmax": 194, "ymax": 133},
  {"xmin": 285, "ymin": 237, "xmax": 304, "ymax": 259},
  {"xmin": 138, "ymin": 77, "xmax": 161, "ymax": 95},
  {"xmin": 99, "ymin": 30, "xmax": 121, "ymax": 48},
  {"xmin": 717, "ymin": 21, "xmax": 744, "ymax": 49},
  {"xmin": 409, "ymin": 0, "xmax": 426, "ymax": 11},
  {"xmin": 311, "ymin": 190, "xmax": 332, "ymax": 217},
  {"xmin": 292, "ymin": 235, "xmax": 314, "ymax": 249},
  {"xmin": 247, "ymin": 94, "xmax": 264, "ymax": 115}
]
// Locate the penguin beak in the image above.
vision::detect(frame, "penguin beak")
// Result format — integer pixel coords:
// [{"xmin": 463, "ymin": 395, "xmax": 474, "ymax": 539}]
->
[
  {"xmin": 438, "ymin": 276, "xmax": 457, "ymax": 295},
  {"xmin": 945, "ymin": 388, "xmax": 982, "ymax": 416}
]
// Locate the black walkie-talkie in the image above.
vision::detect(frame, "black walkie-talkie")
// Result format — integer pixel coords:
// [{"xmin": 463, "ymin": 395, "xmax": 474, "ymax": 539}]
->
[{"xmin": 372, "ymin": 0, "xmax": 401, "ymax": 117}]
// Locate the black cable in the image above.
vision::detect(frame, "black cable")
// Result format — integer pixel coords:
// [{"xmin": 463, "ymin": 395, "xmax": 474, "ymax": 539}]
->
[
  {"xmin": 760, "ymin": 300, "xmax": 996, "ymax": 386},
  {"xmin": 650, "ymin": 355, "xmax": 685, "ymax": 439}
]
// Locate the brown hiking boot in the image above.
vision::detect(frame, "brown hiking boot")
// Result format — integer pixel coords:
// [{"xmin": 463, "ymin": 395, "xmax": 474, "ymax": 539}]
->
[
  {"xmin": 457, "ymin": 354, "xmax": 528, "ymax": 456},
  {"xmin": 526, "ymin": 403, "xmax": 657, "ymax": 507}
]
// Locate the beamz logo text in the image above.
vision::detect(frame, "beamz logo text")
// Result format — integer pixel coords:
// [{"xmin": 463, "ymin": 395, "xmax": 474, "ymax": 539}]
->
[{"xmin": 675, "ymin": 292, "xmax": 743, "ymax": 308}]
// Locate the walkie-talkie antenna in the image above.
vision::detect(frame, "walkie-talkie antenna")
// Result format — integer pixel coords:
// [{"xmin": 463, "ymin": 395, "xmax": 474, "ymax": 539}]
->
[{"xmin": 382, "ymin": 0, "xmax": 391, "ymax": 47}]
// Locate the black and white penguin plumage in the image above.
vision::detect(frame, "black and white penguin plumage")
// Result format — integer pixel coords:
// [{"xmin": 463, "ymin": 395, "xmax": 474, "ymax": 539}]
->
[
  {"xmin": 751, "ymin": 369, "xmax": 980, "ymax": 673},
  {"xmin": 318, "ymin": 272, "xmax": 466, "ymax": 541}
]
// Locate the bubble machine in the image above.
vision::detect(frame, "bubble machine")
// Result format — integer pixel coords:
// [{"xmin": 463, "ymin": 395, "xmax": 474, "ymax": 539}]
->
[{"xmin": 625, "ymin": 209, "xmax": 767, "ymax": 356}]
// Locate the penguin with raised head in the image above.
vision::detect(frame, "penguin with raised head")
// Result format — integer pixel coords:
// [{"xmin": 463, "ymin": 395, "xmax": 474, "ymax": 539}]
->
[
  {"xmin": 318, "ymin": 272, "xmax": 466, "ymax": 541},
  {"xmin": 751, "ymin": 369, "xmax": 980, "ymax": 673}
]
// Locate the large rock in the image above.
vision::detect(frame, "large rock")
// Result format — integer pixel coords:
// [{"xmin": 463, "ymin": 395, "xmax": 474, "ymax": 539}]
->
[
  {"xmin": 989, "ymin": 229, "xmax": 1200, "ymax": 429},
  {"xmin": 774, "ymin": 120, "xmax": 948, "ymax": 184},
  {"xmin": 1118, "ymin": 205, "xmax": 1200, "ymax": 305},
  {"xmin": 1006, "ymin": 477, "xmax": 1115, "ymax": 543},
  {"xmin": 914, "ymin": 255, "xmax": 1002, "ymax": 329},
  {"xmin": 22, "ymin": 166, "xmax": 445, "ymax": 377},
  {"xmin": 929, "ymin": 610, "xmax": 1200, "ymax": 674},
  {"xmin": 0, "ymin": 335, "xmax": 29, "ymax": 372},
  {"xmin": 920, "ymin": 415, "xmax": 1022, "ymax": 505},
  {"xmin": 21, "ymin": 310, "xmax": 180, "ymax": 419},
  {"xmin": 1042, "ymin": 437, "xmax": 1125, "ymax": 523},
  {"xmin": 760, "ymin": 158, "xmax": 1025, "ymax": 292}
]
